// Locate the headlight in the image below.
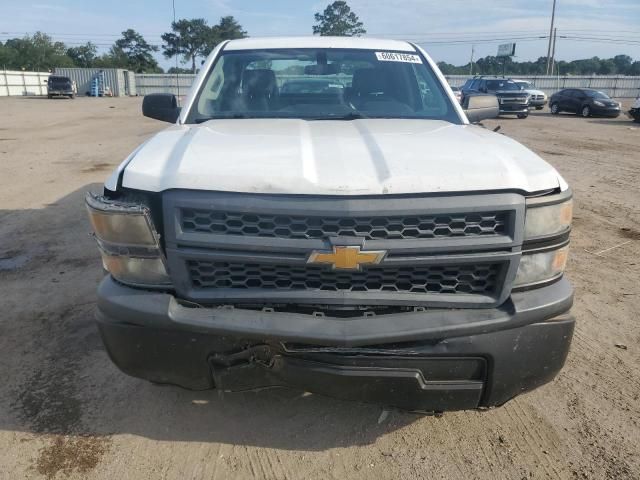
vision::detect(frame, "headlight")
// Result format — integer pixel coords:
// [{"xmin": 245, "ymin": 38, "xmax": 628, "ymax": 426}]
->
[
  {"xmin": 593, "ymin": 100, "xmax": 605, "ymax": 107},
  {"xmin": 524, "ymin": 198, "xmax": 572, "ymax": 240},
  {"xmin": 101, "ymin": 254, "xmax": 170, "ymax": 286},
  {"xmin": 86, "ymin": 193, "xmax": 171, "ymax": 287},
  {"xmin": 86, "ymin": 204, "xmax": 156, "ymax": 246},
  {"xmin": 514, "ymin": 246, "xmax": 568, "ymax": 288}
]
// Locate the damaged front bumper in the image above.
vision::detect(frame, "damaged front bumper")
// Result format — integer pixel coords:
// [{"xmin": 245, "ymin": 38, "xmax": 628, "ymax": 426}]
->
[{"xmin": 96, "ymin": 276, "xmax": 574, "ymax": 411}]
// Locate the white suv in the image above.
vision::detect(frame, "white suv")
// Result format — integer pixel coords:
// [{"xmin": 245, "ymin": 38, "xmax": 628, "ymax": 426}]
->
[{"xmin": 86, "ymin": 37, "xmax": 573, "ymax": 412}]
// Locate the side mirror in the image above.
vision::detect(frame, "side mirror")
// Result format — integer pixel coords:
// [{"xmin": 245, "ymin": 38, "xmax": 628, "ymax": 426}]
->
[
  {"xmin": 142, "ymin": 93, "xmax": 181, "ymax": 123},
  {"xmin": 463, "ymin": 94, "xmax": 499, "ymax": 123}
]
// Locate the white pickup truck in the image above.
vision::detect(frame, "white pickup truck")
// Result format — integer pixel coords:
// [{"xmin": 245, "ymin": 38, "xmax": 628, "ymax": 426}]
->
[{"xmin": 87, "ymin": 37, "xmax": 574, "ymax": 412}]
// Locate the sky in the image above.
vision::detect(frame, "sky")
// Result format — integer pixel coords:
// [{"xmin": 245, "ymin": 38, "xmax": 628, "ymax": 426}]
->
[{"xmin": 1, "ymin": 0, "xmax": 639, "ymax": 70}]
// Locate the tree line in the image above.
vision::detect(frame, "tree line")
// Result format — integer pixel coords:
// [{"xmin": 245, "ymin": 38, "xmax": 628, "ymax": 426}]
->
[
  {"xmin": 6, "ymin": 1, "xmax": 636, "ymax": 77},
  {"xmin": 0, "ymin": 1, "xmax": 365, "ymax": 74},
  {"xmin": 439, "ymin": 54, "xmax": 640, "ymax": 77},
  {"xmin": 0, "ymin": 16, "xmax": 246, "ymax": 74}
]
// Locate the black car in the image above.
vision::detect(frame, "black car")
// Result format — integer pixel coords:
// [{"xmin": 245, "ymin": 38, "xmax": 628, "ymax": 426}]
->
[
  {"xmin": 461, "ymin": 76, "xmax": 530, "ymax": 118},
  {"xmin": 47, "ymin": 75, "xmax": 76, "ymax": 99},
  {"xmin": 549, "ymin": 88, "xmax": 620, "ymax": 118}
]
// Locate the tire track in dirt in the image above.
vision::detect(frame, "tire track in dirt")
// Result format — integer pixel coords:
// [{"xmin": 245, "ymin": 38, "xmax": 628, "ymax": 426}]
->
[
  {"xmin": 564, "ymin": 392, "xmax": 636, "ymax": 479},
  {"xmin": 501, "ymin": 403, "xmax": 564, "ymax": 479},
  {"xmin": 570, "ymin": 331, "xmax": 640, "ymax": 403}
]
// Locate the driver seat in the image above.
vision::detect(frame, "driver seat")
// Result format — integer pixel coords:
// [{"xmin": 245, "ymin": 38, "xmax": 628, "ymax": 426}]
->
[{"xmin": 242, "ymin": 69, "xmax": 279, "ymax": 111}]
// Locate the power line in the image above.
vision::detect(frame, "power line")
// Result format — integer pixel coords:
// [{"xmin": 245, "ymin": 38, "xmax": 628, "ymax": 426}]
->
[
  {"xmin": 4, "ymin": 29, "xmax": 640, "ymax": 43},
  {"xmin": 2, "ymin": 30, "xmax": 640, "ymax": 53}
]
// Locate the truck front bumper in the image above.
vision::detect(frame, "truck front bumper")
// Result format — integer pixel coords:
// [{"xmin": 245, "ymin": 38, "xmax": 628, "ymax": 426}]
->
[
  {"xmin": 498, "ymin": 104, "xmax": 529, "ymax": 114},
  {"xmin": 48, "ymin": 89, "xmax": 74, "ymax": 96},
  {"xmin": 96, "ymin": 276, "xmax": 574, "ymax": 411}
]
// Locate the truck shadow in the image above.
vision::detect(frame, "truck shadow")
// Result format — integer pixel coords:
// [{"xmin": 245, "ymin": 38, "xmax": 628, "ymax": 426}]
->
[
  {"xmin": 587, "ymin": 118, "xmax": 638, "ymax": 127},
  {"xmin": 0, "ymin": 185, "xmax": 417, "ymax": 451}
]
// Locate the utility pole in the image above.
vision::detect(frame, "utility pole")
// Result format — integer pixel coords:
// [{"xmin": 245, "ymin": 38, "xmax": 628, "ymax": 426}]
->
[
  {"xmin": 550, "ymin": 27, "xmax": 557, "ymax": 76},
  {"xmin": 469, "ymin": 45, "xmax": 475, "ymax": 75},
  {"xmin": 545, "ymin": 0, "xmax": 557, "ymax": 75}
]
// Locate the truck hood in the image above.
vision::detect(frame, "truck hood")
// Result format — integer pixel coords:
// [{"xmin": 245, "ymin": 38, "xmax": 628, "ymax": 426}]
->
[
  {"xmin": 117, "ymin": 119, "xmax": 563, "ymax": 195},
  {"xmin": 523, "ymin": 88, "xmax": 546, "ymax": 96}
]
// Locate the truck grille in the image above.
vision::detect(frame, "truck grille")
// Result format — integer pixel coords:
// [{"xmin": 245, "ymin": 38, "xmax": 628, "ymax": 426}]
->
[
  {"xmin": 500, "ymin": 97, "xmax": 527, "ymax": 104},
  {"xmin": 164, "ymin": 191, "xmax": 522, "ymax": 308},
  {"xmin": 187, "ymin": 260, "xmax": 501, "ymax": 295},
  {"xmin": 181, "ymin": 209, "xmax": 507, "ymax": 240}
]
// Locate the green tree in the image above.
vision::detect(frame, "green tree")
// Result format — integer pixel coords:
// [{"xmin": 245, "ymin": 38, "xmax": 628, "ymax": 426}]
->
[
  {"xmin": 1, "ymin": 32, "xmax": 73, "ymax": 71},
  {"xmin": 613, "ymin": 54, "xmax": 632, "ymax": 73},
  {"xmin": 162, "ymin": 18, "xmax": 211, "ymax": 74},
  {"xmin": 167, "ymin": 66, "xmax": 194, "ymax": 74},
  {"xmin": 436, "ymin": 54, "xmax": 640, "ymax": 76},
  {"xmin": 313, "ymin": 1, "xmax": 366, "ymax": 37},
  {"xmin": 110, "ymin": 29, "xmax": 160, "ymax": 73},
  {"xmin": 66, "ymin": 42, "xmax": 97, "ymax": 68},
  {"xmin": 203, "ymin": 16, "xmax": 248, "ymax": 58},
  {"xmin": 162, "ymin": 17, "xmax": 246, "ymax": 73},
  {"xmin": 0, "ymin": 41, "xmax": 17, "ymax": 69},
  {"xmin": 629, "ymin": 61, "xmax": 640, "ymax": 76},
  {"xmin": 598, "ymin": 58, "xmax": 616, "ymax": 75}
]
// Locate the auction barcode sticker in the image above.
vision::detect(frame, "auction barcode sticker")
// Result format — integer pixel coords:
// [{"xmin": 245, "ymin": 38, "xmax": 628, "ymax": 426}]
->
[{"xmin": 375, "ymin": 52, "xmax": 422, "ymax": 63}]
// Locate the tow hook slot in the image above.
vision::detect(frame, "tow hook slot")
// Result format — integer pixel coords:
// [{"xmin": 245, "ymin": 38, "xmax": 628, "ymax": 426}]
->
[
  {"xmin": 209, "ymin": 345, "xmax": 274, "ymax": 368},
  {"xmin": 209, "ymin": 345, "xmax": 281, "ymax": 392}
]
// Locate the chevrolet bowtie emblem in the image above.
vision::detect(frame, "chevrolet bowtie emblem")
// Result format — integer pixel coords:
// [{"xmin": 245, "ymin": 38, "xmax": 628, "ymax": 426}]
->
[{"xmin": 307, "ymin": 246, "xmax": 386, "ymax": 270}]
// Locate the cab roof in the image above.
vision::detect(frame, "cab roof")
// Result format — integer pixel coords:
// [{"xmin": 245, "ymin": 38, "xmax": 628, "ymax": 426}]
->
[{"xmin": 223, "ymin": 36, "xmax": 416, "ymax": 52}]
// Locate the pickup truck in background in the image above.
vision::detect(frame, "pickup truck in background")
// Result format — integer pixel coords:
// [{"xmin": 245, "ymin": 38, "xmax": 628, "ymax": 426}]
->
[
  {"xmin": 461, "ymin": 76, "xmax": 531, "ymax": 118},
  {"xmin": 47, "ymin": 75, "xmax": 76, "ymax": 99},
  {"xmin": 86, "ymin": 37, "xmax": 574, "ymax": 412},
  {"xmin": 513, "ymin": 79, "xmax": 548, "ymax": 110}
]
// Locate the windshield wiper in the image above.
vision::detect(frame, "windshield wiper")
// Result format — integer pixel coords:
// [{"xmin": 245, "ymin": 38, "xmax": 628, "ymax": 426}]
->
[
  {"xmin": 195, "ymin": 114, "xmax": 253, "ymax": 123},
  {"xmin": 311, "ymin": 112, "xmax": 367, "ymax": 121}
]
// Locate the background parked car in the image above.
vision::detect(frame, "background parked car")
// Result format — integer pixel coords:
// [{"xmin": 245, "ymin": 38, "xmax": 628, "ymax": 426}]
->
[
  {"xmin": 513, "ymin": 79, "xmax": 547, "ymax": 110},
  {"xmin": 47, "ymin": 75, "xmax": 77, "ymax": 99},
  {"xmin": 628, "ymin": 95, "xmax": 640, "ymax": 123},
  {"xmin": 549, "ymin": 88, "xmax": 621, "ymax": 118},
  {"xmin": 449, "ymin": 85, "xmax": 462, "ymax": 103},
  {"xmin": 280, "ymin": 78, "xmax": 344, "ymax": 94},
  {"xmin": 461, "ymin": 76, "xmax": 530, "ymax": 119}
]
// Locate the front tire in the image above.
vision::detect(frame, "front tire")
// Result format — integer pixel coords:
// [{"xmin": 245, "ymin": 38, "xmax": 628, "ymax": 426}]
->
[
  {"xmin": 581, "ymin": 105, "xmax": 591, "ymax": 117},
  {"xmin": 550, "ymin": 103, "xmax": 560, "ymax": 115},
  {"xmin": 517, "ymin": 113, "xmax": 529, "ymax": 119},
  {"xmin": 535, "ymin": 106, "xmax": 543, "ymax": 110}
]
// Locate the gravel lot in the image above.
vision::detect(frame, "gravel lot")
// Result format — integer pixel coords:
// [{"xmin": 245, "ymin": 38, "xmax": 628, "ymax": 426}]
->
[{"xmin": 0, "ymin": 96, "xmax": 639, "ymax": 480}]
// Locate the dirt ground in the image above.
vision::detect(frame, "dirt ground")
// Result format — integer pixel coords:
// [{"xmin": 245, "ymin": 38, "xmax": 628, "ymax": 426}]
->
[{"xmin": 0, "ymin": 96, "xmax": 639, "ymax": 480}]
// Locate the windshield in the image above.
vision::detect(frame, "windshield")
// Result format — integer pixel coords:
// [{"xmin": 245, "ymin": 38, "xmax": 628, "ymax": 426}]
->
[
  {"xmin": 485, "ymin": 80, "xmax": 522, "ymax": 91},
  {"xmin": 49, "ymin": 77, "xmax": 71, "ymax": 85},
  {"xmin": 515, "ymin": 81, "xmax": 531, "ymax": 89},
  {"xmin": 585, "ymin": 90, "xmax": 610, "ymax": 99},
  {"xmin": 186, "ymin": 48, "xmax": 460, "ymax": 124}
]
